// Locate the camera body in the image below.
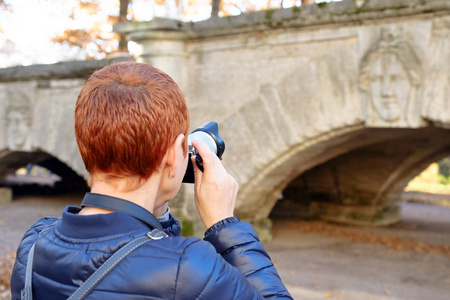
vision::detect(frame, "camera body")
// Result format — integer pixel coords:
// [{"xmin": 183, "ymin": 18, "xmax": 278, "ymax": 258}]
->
[{"xmin": 182, "ymin": 122, "xmax": 225, "ymax": 183}]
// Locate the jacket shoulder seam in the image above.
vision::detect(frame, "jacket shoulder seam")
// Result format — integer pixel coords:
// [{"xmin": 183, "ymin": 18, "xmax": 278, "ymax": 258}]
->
[
  {"xmin": 174, "ymin": 239, "xmax": 204, "ymax": 299},
  {"xmin": 175, "ymin": 239, "xmax": 219, "ymax": 299}
]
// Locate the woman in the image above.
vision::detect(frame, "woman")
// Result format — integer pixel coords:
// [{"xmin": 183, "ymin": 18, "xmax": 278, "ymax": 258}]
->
[{"xmin": 10, "ymin": 61, "xmax": 292, "ymax": 299}]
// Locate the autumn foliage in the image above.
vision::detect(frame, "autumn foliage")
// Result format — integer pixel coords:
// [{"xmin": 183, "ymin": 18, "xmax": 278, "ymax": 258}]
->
[{"xmin": 46, "ymin": 0, "xmax": 322, "ymax": 61}]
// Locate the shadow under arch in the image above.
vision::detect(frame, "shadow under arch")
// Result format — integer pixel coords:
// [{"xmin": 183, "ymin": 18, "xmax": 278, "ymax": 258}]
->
[
  {"xmin": 0, "ymin": 150, "xmax": 87, "ymax": 195},
  {"xmin": 236, "ymin": 125, "xmax": 450, "ymax": 230}
]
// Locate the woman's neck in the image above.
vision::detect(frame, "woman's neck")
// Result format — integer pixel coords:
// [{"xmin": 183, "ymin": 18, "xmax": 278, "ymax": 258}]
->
[{"xmin": 82, "ymin": 173, "xmax": 163, "ymax": 215}]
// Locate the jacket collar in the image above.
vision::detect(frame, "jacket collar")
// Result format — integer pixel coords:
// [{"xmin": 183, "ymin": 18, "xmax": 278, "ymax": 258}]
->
[{"xmin": 56, "ymin": 205, "xmax": 150, "ymax": 239}]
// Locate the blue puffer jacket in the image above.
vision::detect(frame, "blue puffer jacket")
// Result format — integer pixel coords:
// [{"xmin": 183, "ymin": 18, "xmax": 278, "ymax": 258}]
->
[{"xmin": 11, "ymin": 206, "xmax": 292, "ymax": 299}]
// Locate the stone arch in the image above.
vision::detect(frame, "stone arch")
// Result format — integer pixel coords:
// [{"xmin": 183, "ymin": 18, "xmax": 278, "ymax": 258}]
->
[
  {"xmin": 0, "ymin": 80, "xmax": 88, "ymax": 181},
  {"xmin": 0, "ymin": 150, "xmax": 87, "ymax": 195},
  {"xmin": 235, "ymin": 125, "xmax": 450, "ymax": 232},
  {"xmin": 232, "ymin": 124, "xmax": 377, "ymax": 221},
  {"xmin": 218, "ymin": 65, "xmax": 365, "ymax": 224}
]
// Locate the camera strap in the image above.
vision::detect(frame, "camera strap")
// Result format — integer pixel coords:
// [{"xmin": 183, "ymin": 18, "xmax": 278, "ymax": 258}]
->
[{"xmin": 80, "ymin": 192, "xmax": 163, "ymax": 231}]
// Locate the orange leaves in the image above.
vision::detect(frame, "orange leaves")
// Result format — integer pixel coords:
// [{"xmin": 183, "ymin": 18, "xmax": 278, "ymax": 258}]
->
[
  {"xmin": 288, "ymin": 221, "xmax": 450, "ymax": 257},
  {"xmin": 49, "ymin": 0, "xmax": 124, "ymax": 59},
  {"xmin": 51, "ymin": 27, "xmax": 120, "ymax": 59},
  {"xmin": 108, "ymin": 15, "xmax": 119, "ymax": 24},
  {"xmin": 52, "ymin": 29, "xmax": 92, "ymax": 48},
  {"xmin": 79, "ymin": 0, "xmax": 101, "ymax": 15},
  {"xmin": 0, "ymin": 256, "xmax": 14, "ymax": 290}
]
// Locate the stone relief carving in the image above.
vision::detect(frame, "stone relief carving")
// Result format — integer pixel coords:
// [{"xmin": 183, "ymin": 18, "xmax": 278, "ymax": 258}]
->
[
  {"xmin": 5, "ymin": 89, "xmax": 33, "ymax": 151},
  {"xmin": 359, "ymin": 30, "xmax": 422, "ymax": 127}
]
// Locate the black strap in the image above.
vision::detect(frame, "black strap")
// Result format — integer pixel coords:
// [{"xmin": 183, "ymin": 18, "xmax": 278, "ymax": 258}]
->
[
  {"xmin": 81, "ymin": 193, "xmax": 163, "ymax": 231},
  {"xmin": 68, "ymin": 235, "xmax": 152, "ymax": 300}
]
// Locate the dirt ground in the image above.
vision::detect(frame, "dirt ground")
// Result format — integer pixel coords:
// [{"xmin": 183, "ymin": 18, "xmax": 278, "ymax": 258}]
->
[{"xmin": 1, "ymin": 195, "xmax": 450, "ymax": 300}]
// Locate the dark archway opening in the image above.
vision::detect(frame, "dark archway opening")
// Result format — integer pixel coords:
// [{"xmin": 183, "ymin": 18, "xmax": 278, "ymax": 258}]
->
[
  {"xmin": 269, "ymin": 127, "xmax": 450, "ymax": 226},
  {"xmin": 0, "ymin": 151, "xmax": 88, "ymax": 197}
]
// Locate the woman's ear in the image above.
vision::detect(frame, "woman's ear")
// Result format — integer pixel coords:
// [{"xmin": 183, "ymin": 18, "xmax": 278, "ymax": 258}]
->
[{"xmin": 166, "ymin": 134, "xmax": 186, "ymax": 178}]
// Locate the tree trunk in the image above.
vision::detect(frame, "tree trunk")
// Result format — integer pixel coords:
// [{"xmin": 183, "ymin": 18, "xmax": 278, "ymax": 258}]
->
[
  {"xmin": 211, "ymin": 0, "xmax": 220, "ymax": 18},
  {"xmin": 119, "ymin": 0, "xmax": 130, "ymax": 52}
]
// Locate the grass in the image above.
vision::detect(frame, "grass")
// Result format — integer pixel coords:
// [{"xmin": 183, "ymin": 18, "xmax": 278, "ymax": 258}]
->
[
  {"xmin": 404, "ymin": 181, "xmax": 450, "ymax": 195},
  {"xmin": 403, "ymin": 181, "xmax": 450, "ymax": 206}
]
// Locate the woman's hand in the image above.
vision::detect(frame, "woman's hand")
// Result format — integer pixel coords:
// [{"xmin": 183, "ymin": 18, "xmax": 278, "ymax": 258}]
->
[{"xmin": 191, "ymin": 139, "xmax": 239, "ymax": 230}]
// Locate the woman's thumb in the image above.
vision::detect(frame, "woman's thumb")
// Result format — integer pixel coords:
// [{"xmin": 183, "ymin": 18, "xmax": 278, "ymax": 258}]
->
[{"xmin": 192, "ymin": 155, "xmax": 203, "ymax": 184}]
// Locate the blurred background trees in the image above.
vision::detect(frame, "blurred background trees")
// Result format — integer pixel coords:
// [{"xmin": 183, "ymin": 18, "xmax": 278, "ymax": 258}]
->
[{"xmin": 0, "ymin": 0, "xmax": 336, "ymax": 67}]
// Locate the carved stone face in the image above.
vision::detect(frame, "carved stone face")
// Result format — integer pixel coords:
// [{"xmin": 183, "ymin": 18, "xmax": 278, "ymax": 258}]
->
[
  {"xmin": 7, "ymin": 110, "xmax": 30, "ymax": 150},
  {"xmin": 369, "ymin": 52, "xmax": 411, "ymax": 122}
]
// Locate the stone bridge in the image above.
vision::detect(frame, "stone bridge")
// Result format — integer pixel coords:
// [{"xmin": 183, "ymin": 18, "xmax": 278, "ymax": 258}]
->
[{"xmin": 1, "ymin": 0, "xmax": 450, "ymax": 238}]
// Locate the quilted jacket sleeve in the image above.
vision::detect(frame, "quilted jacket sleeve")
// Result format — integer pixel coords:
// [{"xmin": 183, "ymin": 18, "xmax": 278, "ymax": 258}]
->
[
  {"xmin": 160, "ymin": 213, "xmax": 181, "ymax": 237},
  {"xmin": 10, "ymin": 217, "xmax": 59, "ymax": 300},
  {"xmin": 177, "ymin": 219, "xmax": 292, "ymax": 299},
  {"xmin": 206, "ymin": 219, "xmax": 292, "ymax": 298}
]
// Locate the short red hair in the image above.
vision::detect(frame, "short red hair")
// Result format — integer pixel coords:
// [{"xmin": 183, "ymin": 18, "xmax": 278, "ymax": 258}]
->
[{"xmin": 75, "ymin": 62, "xmax": 189, "ymax": 183}]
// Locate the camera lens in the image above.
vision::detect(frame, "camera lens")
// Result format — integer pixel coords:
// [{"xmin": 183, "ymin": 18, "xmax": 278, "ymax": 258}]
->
[
  {"xmin": 182, "ymin": 121, "xmax": 225, "ymax": 183},
  {"xmin": 188, "ymin": 131, "xmax": 218, "ymax": 156}
]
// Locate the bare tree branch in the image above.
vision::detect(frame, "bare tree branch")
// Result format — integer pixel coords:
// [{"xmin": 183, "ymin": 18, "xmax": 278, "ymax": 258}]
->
[{"xmin": 119, "ymin": 0, "xmax": 130, "ymax": 52}]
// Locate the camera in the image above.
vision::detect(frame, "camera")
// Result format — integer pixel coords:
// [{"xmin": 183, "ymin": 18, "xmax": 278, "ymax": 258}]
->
[{"xmin": 182, "ymin": 122, "xmax": 225, "ymax": 183}]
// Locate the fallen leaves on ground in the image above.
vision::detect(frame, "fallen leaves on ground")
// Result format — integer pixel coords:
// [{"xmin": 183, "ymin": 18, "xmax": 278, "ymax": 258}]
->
[
  {"xmin": 0, "ymin": 256, "xmax": 13, "ymax": 289},
  {"xmin": 286, "ymin": 222, "xmax": 450, "ymax": 257}
]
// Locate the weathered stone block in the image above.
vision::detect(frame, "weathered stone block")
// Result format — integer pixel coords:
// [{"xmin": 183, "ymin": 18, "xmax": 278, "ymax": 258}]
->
[
  {"xmin": 250, "ymin": 218, "xmax": 273, "ymax": 242},
  {"xmin": 0, "ymin": 187, "xmax": 12, "ymax": 204},
  {"xmin": 310, "ymin": 202, "xmax": 400, "ymax": 226}
]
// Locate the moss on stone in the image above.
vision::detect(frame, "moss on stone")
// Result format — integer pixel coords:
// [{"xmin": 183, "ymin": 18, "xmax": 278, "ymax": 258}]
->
[
  {"xmin": 359, "ymin": 4, "xmax": 409, "ymax": 14},
  {"xmin": 180, "ymin": 218, "xmax": 194, "ymax": 237},
  {"xmin": 292, "ymin": 5, "xmax": 302, "ymax": 14},
  {"xmin": 317, "ymin": 2, "xmax": 327, "ymax": 9},
  {"xmin": 265, "ymin": 9, "xmax": 276, "ymax": 20}
]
